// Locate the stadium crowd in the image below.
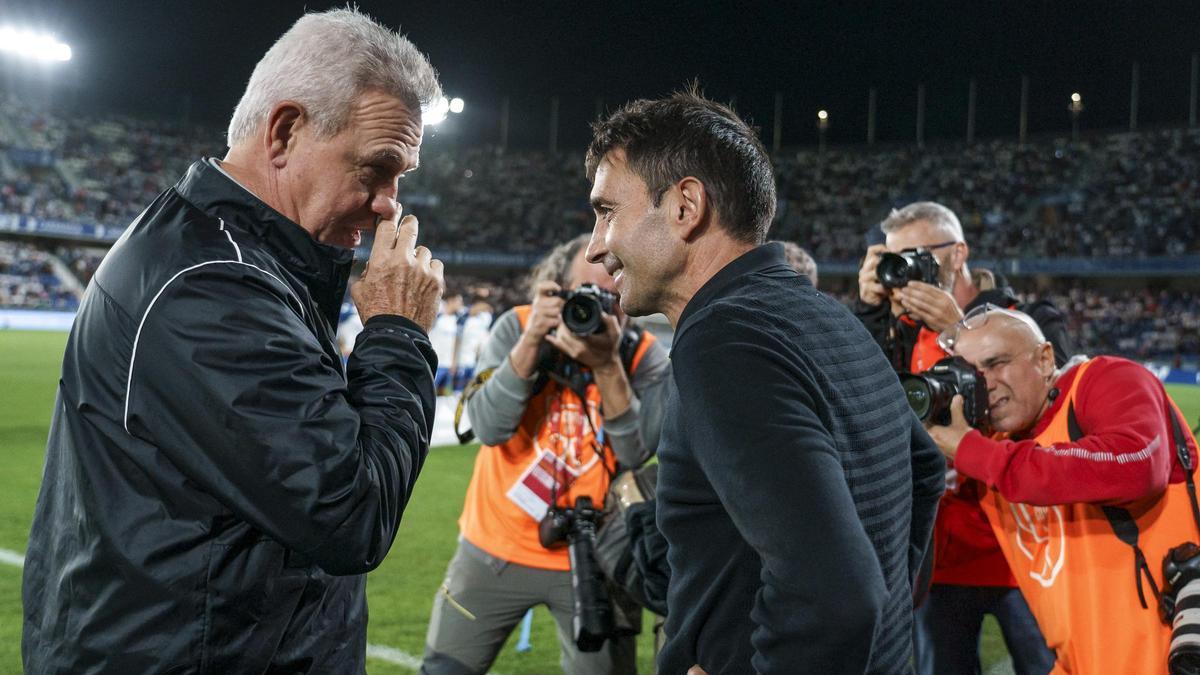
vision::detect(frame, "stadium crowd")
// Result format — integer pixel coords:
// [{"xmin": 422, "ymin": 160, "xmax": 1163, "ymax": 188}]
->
[
  {"xmin": 3, "ymin": 95, "xmax": 1199, "ymax": 260},
  {"xmin": 4, "ymin": 234, "xmax": 1199, "ymax": 369},
  {"xmin": 0, "ymin": 240, "xmax": 77, "ymax": 310}
]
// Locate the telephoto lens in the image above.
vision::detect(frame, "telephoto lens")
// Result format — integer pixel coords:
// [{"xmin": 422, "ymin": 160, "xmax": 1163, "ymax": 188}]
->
[
  {"xmin": 566, "ymin": 496, "xmax": 616, "ymax": 651},
  {"xmin": 1163, "ymin": 543, "xmax": 1200, "ymax": 674}
]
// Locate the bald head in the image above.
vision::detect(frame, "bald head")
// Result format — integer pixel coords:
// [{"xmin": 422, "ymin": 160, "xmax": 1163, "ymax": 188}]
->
[{"xmin": 950, "ymin": 309, "xmax": 1056, "ymax": 434}]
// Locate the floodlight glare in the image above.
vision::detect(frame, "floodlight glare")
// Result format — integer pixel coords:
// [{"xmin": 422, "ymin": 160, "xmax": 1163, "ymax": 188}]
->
[
  {"xmin": 817, "ymin": 110, "xmax": 829, "ymax": 120},
  {"xmin": 449, "ymin": 97, "xmax": 465, "ymax": 114},
  {"xmin": 1071, "ymin": 92, "xmax": 1081, "ymax": 103},
  {"xmin": 0, "ymin": 26, "xmax": 72, "ymax": 62},
  {"xmin": 423, "ymin": 97, "xmax": 451, "ymax": 126}
]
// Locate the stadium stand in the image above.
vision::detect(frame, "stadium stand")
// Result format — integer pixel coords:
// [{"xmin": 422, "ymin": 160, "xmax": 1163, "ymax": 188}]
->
[
  {"xmin": 3, "ymin": 95, "xmax": 1199, "ymax": 259},
  {"xmin": 2, "ymin": 95, "xmax": 1198, "ymax": 367}
]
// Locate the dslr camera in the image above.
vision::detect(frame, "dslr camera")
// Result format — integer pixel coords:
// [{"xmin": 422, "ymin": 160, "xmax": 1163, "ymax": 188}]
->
[
  {"xmin": 1162, "ymin": 543, "xmax": 1200, "ymax": 674},
  {"xmin": 900, "ymin": 356, "xmax": 990, "ymax": 432},
  {"xmin": 556, "ymin": 283, "xmax": 616, "ymax": 335},
  {"xmin": 877, "ymin": 247, "xmax": 941, "ymax": 289},
  {"xmin": 539, "ymin": 496, "xmax": 616, "ymax": 651}
]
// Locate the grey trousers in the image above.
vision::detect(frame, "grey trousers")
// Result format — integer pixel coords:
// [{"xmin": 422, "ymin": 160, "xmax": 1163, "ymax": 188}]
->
[{"xmin": 420, "ymin": 538, "xmax": 637, "ymax": 675}]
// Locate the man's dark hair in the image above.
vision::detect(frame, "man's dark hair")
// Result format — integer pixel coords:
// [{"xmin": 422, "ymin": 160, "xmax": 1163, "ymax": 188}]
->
[{"xmin": 585, "ymin": 87, "xmax": 777, "ymax": 244}]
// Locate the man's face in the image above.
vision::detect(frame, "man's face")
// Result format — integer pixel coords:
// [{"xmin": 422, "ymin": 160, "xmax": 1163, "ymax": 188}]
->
[
  {"xmin": 954, "ymin": 323, "xmax": 1056, "ymax": 434},
  {"xmin": 282, "ymin": 90, "xmax": 423, "ymax": 248},
  {"xmin": 585, "ymin": 150, "xmax": 677, "ymax": 317},
  {"xmin": 884, "ymin": 219, "xmax": 962, "ymax": 289}
]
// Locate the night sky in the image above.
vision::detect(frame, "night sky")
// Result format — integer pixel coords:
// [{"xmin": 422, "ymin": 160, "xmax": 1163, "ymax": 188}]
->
[{"xmin": 4, "ymin": 1, "xmax": 1199, "ymax": 151}]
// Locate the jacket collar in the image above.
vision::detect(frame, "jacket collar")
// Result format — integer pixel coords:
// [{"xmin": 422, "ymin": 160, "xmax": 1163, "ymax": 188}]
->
[
  {"xmin": 175, "ymin": 159, "xmax": 353, "ymax": 326},
  {"xmin": 676, "ymin": 241, "xmax": 795, "ymax": 332}
]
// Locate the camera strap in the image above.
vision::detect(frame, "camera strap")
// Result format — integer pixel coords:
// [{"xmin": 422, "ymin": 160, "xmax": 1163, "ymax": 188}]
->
[
  {"xmin": 1099, "ymin": 405, "xmax": 1200, "ymax": 614},
  {"xmin": 1168, "ymin": 406, "xmax": 1200, "ymax": 536}
]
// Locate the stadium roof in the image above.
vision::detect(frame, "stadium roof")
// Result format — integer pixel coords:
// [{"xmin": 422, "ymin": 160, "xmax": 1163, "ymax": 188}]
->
[{"xmin": 5, "ymin": 0, "xmax": 1199, "ymax": 149}]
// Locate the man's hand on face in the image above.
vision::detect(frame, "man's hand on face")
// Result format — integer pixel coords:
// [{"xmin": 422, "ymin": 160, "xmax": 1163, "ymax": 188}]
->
[
  {"xmin": 895, "ymin": 280, "xmax": 964, "ymax": 332},
  {"xmin": 927, "ymin": 395, "xmax": 974, "ymax": 461},
  {"xmin": 857, "ymin": 244, "xmax": 890, "ymax": 306},
  {"xmin": 544, "ymin": 312, "xmax": 622, "ymax": 372},
  {"xmin": 350, "ymin": 205, "xmax": 445, "ymax": 331}
]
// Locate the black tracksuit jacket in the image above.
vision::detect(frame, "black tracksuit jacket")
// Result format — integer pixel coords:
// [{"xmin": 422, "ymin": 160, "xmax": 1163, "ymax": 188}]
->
[
  {"xmin": 656, "ymin": 244, "xmax": 946, "ymax": 674},
  {"xmin": 22, "ymin": 160, "xmax": 436, "ymax": 673}
]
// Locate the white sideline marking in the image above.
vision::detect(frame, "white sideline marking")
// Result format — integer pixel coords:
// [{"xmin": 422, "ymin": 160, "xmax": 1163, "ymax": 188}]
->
[
  {"xmin": 0, "ymin": 548, "xmax": 24, "ymax": 568},
  {"xmin": 0, "ymin": 546, "xmax": 454, "ymax": 673},
  {"xmin": 365, "ymin": 644, "xmax": 423, "ymax": 669}
]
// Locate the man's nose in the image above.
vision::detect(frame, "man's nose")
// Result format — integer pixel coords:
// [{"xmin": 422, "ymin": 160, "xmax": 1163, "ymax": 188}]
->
[
  {"xmin": 371, "ymin": 194, "xmax": 399, "ymax": 221},
  {"xmin": 585, "ymin": 223, "xmax": 607, "ymax": 264}
]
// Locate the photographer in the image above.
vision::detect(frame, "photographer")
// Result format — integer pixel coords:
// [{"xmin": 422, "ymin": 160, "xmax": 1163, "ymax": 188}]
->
[
  {"xmin": 928, "ymin": 306, "xmax": 1200, "ymax": 674},
  {"xmin": 420, "ymin": 234, "xmax": 669, "ymax": 675},
  {"xmin": 855, "ymin": 201, "xmax": 1069, "ymax": 674}
]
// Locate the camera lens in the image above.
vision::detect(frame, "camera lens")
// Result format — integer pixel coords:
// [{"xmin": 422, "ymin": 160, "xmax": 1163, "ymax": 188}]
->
[
  {"xmin": 900, "ymin": 376, "xmax": 933, "ymax": 420},
  {"xmin": 562, "ymin": 295, "xmax": 603, "ymax": 334},
  {"xmin": 877, "ymin": 252, "xmax": 914, "ymax": 289}
]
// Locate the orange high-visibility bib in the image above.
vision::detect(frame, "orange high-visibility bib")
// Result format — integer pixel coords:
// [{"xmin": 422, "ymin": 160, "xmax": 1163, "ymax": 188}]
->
[{"xmin": 980, "ymin": 359, "xmax": 1199, "ymax": 674}]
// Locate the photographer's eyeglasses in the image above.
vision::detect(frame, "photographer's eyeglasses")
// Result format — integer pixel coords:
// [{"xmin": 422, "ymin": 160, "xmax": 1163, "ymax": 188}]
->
[
  {"xmin": 921, "ymin": 240, "xmax": 959, "ymax": 251},
  {"xmin": 937, "ymin": 303, "xmax": 1043, "ymax": 353}
]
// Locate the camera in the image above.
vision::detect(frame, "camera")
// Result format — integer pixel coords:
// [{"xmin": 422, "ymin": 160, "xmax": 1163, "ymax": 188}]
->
[
  {"xmin": 557, "ymin": 283, "xmax": 616, "ymax": 335},
  {"xmin": 899, "ymin": 356, "xmax": 990, "ymax": 432},
  {"xmin": 1162, "ymin": 542, "xmax": 1200, "ymax": 674},
  {"xmin": 539, "ymin": 496, "xmax": 616, "ymax": 651},
  {"xmin": 876, "ymin": 248, "xmax": 941, "ymax": 289}
]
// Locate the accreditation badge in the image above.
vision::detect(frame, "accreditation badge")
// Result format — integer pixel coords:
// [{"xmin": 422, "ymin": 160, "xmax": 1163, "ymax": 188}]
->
[{"xmin": 506, "ymin": 449, "xmax": 584, "ymax": 521}]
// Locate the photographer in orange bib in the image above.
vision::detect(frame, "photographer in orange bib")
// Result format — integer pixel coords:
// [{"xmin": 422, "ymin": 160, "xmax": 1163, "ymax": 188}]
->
[
  {"xmin": 420, "ymin": 234, "xmax": 669, "ymax": 675},
  {"xmin": 926, "ymin": 305, "xmax": 1200, "ymax": 674}
]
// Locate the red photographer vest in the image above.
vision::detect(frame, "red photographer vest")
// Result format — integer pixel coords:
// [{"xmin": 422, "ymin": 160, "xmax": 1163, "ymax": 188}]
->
[
  {"xmin": 902, "ymin": 314, "xmax": 1016, "ymax": 586},
  {"xmin": 980, "ymin": 359, "xmax": 1200, "ymax": 674}
]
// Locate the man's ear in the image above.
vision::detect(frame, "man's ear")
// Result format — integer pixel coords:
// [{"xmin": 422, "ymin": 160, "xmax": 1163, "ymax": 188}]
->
[
  {"xmin": 953, "ymin": 241, "xmax": 970, "ymax": 270},
  {"xmin": 670, "ymin": 176, "xmax": 708, "ymax": 242},
  {"xmin": 264, "ymin": 101, "xmax": 306, "ymax": 169},
  {"xmin": 1037, "ymin": 341, "xmax": 1057, "ymax": 378}
]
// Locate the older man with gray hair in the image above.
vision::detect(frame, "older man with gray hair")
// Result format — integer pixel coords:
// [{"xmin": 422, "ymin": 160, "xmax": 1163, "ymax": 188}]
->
[{"xmin": 22, "ymin": 9, "xmax": 444, "ymax": 673}]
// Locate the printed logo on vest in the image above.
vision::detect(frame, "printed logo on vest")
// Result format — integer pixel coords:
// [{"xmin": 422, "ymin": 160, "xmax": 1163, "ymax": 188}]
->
[{"xmin": 1011, "ymin": 503, "xmax": 1067, "ymax": 588}]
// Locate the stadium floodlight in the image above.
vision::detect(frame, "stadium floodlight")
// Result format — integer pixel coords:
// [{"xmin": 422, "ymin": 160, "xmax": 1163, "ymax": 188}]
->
[
  {"xmin": 1068, "ymin": 92, "xmax": 1084, "ymax": 141},
  {"xmin": 423, "ymin": 96, "xmax": 464, "ymax": 126},
  {"xmin": 0, "ymin": 26, "xmax": 72, "ymax": 62}
]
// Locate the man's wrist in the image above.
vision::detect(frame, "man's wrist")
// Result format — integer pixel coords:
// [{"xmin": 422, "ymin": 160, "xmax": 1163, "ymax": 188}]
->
[{"xmin": 592, "ymin": 356, "xmax": 623, "ymax": 377}]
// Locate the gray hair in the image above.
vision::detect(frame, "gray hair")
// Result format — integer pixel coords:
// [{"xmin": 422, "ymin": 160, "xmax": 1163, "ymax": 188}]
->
[
  {"xmin": 226, "ymin": 8, "xmax": 442, "ymax": 147},
  {"xmin": 530, "ymin": 234, "xmax": 590, "ymax": 290},
  {"xmin": 879, "ymin": 201, "xmax": 965, "ymax": 243}
]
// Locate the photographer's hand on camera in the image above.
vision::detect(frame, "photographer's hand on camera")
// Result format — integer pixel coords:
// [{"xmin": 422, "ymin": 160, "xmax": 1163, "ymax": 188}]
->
[
  {"xmin": 857, "ymin": 244, "xmax": 889, "ymax": 306},
  {"xmin": 545, "ymin": 313, "xmax": 632, "ymax": 418},
  {"xmin": 351, "ymin": 206, "xmax": 445, "ymax": 331},
  {"xmin": 545, "ymin": 313, "xmax": 621, "ymax": 371},
  {"xmin": 926, "ymin": 394, "xmax": 973, "ymax": 461},
  {"xmin": 895, "ymin": 281, "xmax": 964, "ymax": 333},
  {"xmin": 510, "ymin": 281, "xmax": 565, "ymax": 378}
]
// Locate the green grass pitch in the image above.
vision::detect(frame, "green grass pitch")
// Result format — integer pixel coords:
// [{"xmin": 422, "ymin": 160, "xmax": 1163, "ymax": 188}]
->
[{"xmin": 3, "ymin": 329, "xmax": 1198, "ymax": 673}]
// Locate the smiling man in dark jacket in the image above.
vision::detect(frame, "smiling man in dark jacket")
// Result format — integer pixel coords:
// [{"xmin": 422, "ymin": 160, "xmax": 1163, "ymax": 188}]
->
[
  {"xmin": 583, "ymin": 90, "xmax": 946, "ymax": 674},
  {"xmin": 22, "ymin": 9, "xmax": 445, "ymax": 673}
]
